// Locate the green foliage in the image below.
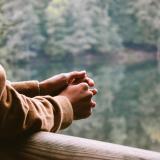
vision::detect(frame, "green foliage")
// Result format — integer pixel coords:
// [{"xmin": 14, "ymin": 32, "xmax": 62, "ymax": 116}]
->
[
  {"xmin": 0, "ymin": 0, "xmax": 50, "ymax": 80},
  {"xmin": 108, "ymin": 0, "xmax": 160, "ymax": 45},
  {"xmin": 0, "ymin": 0, "xmax": 160, "ymax": 151},
  {"xmin": 1, "ymin": 0, "xmax": 123, "ymax": 79},
  {"xmin": 45, "ymin": 0, "xmax": 122, "ymax": 56}
]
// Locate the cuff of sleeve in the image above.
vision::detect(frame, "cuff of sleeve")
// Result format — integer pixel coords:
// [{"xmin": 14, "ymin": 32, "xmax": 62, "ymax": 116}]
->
[
  {"xmin": 11, "ymin": 81, "xmax": 40, "ymax": 97},
  {"xmin": 52, "ymin": 96, "xmax": 73, "ymax": 131}
]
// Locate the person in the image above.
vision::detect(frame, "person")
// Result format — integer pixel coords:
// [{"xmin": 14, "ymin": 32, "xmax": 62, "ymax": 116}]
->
[{"xmin": 0, "ymin": 64, "xmax": 97, "ymax": 139}]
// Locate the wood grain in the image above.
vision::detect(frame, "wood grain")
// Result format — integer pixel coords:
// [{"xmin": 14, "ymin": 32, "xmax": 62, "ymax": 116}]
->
[{"xmin": 0, "ymin": 132, "xmax": 160, "ymax": 160}]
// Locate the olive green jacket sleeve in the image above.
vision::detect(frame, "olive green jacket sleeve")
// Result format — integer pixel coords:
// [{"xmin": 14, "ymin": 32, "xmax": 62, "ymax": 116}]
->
[{"xmin": 0, "ymin": 65, "xmax": 73, "ymax": 139}]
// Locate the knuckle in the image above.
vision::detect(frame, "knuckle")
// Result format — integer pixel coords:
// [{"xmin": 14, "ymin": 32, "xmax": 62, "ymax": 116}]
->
[
  {"xmin": 87, "ymin": 94, "xmax": 92, "ymax": 100},
  {"xmin": 60, "ymin": 73, "xmax": 68, "ymax": 82},
  {"xmin": 91, "ymin": 101, "xmax": 96, "ymax": 108},
  {"xmin": 84, "ymin": 77, "xmax": 89, "ymax": 81},
  {"xmin": 72, "ymin": 71, "xmax": 79, "ymax": 75},
  {"xmin": 60, "ymin": 73, "xmax": 67, "ymax": 79},
  {"xmin": 87, "ymin": 91, "xmax": 93, "ymax": 98}
]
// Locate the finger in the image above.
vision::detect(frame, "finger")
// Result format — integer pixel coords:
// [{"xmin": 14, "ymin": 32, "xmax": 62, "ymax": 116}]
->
[
  {"xmin": 90, "ymin": 88, "xmax": 98, "ymax": 95},
  {"xmin": 81, "ymin": 89, "xmax": 93, "ymax": 102},
  {"xmin": 73, "ymin": 76, "xmax": 95, "ymax": 87},
  {"xmin": 84, "ymin": 77, "xmax": 95, "ymax": 87},
  {"xmin": 68, "ymin": 71, "xmax": 86, "ymax": 83},
  {"xmin": 84, "ymin": 101, "xmax": 95, "ymax": 117},
  {"xmin": 79, "ymin": 82, "xmax": 89, "ymax": 91},
  {"xmin": 90, "ymin": 100, "xmax": 96, "ymax": 108}
]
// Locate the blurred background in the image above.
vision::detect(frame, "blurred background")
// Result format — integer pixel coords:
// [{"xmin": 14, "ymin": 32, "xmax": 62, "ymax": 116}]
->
[{"xmin": 0, "ymin": 0, "xmax": 160, "ymax": 151}]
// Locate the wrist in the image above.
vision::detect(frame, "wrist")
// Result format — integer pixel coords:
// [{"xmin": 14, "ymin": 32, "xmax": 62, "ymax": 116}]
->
[
  {"xmin": 39, "ymin": 75, "xmax": 69, "ymax": 96},
  {"xmin": 39, "ymin": 81, "xmax": 47, "ymax": 95}
]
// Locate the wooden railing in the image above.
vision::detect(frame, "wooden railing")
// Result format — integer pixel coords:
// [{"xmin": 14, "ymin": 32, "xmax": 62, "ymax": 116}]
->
[{"xmin": 0, "ymin": 132, "xmax": 160, "ymax": 160}]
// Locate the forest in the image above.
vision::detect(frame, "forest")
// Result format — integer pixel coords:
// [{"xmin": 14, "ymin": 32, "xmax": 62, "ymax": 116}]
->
[{"xmin": 0, "ymin": 0, "xmax": 160, "ymax": 151}]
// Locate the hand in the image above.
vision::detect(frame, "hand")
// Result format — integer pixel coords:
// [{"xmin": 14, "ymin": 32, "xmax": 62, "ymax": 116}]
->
[
  {"xmin": 39, "ymin": 71, "xmax": 94, "ymax": 96},
  {"xmin": 60, "ymin": 83, "xmax": 97, "ymax": 120},
  {"xmin": 66, "ymin": 71, "xmax": 95, "ymax": 87}
]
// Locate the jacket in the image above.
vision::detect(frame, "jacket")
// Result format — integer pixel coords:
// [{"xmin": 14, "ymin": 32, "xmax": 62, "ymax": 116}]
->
[{"xmin": 0, "ymin": 65, "xmax": 73, "ymax": 139}]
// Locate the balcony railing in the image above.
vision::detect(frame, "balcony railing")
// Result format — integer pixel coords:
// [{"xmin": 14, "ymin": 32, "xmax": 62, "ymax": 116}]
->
[{"xmin": 0, "ymin": 132, "xmax": 160, "ymax": 160}]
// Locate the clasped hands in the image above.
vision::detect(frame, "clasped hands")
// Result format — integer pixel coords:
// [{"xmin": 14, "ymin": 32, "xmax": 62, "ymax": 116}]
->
[{"xmin": 39, "ymin": 71, "xmax": 97, "ymax": 120}]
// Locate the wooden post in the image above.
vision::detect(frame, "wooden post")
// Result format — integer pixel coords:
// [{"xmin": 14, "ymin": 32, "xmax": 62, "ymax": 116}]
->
[{"xmin": 0, "ymin": 132, "xmax": 160, "ymax": 160}]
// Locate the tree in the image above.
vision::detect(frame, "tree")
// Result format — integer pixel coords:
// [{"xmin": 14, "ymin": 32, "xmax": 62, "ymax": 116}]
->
[
  {"xmin": 109, "ymin": 0, "xmax": 160, "ymax": 47},
  {"xmin": 131, "ymin": 0, "xmax": 160, "ymax": 71},
  {"xmin": 133, "ymin": 0, "xmax": 160, "ymax": 44},
  {"xmin": 0, "ymin": 0, "xmax": 49, "ymax": 80},
  {"xmin": 45, "ymin": 0, "xmax": 122, "ymax": 57}
]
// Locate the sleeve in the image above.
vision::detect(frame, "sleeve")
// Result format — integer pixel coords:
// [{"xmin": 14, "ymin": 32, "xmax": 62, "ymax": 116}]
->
[
  {"xmin": 0, "ymin": 65, "xmax": 73, "ymax": 139},
  {"xmin": 11, "ymin": 81, "xmax": 40, "ymax": 97}
]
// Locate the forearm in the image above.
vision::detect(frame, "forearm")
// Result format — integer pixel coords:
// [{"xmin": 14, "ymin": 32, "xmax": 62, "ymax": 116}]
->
[
  {"xmin": 11, "ymin": 81, "xmax": 40, "ymax": 97},
  {"xmin": 0, "ymin": 65, "xmax": 73, "ymax": 139},
  {"xmin": 11, "ymin": 71, "xmax": 94, "ymax": 98},
  {"xmin": 11, "ymin": 76, "xmax": 67, "ymax": 97}
]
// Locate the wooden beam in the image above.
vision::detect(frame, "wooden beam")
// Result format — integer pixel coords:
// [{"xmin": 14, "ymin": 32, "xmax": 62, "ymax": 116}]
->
[{"xmin": 1, "ymin": 132, "xmax": 160, "ymax": 160}]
